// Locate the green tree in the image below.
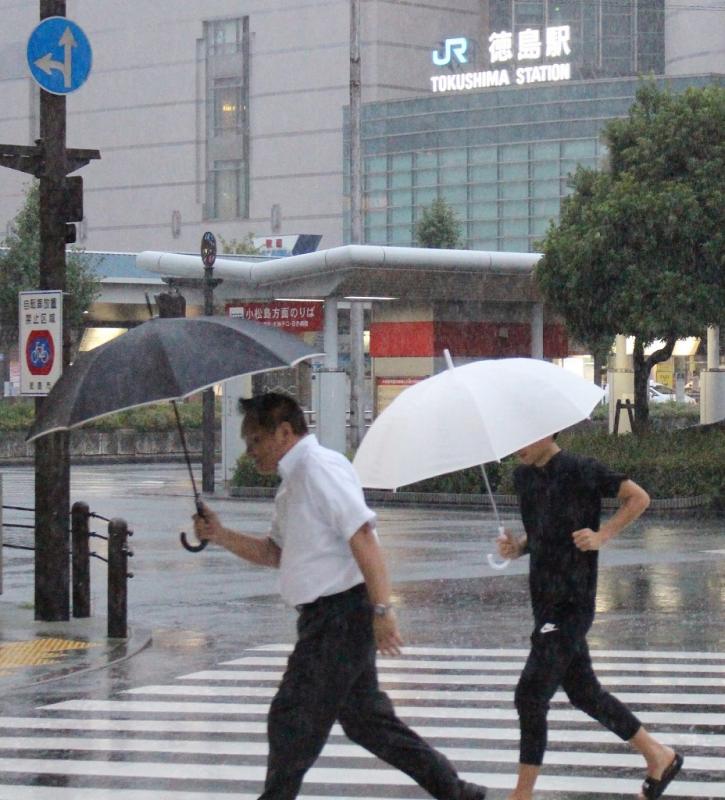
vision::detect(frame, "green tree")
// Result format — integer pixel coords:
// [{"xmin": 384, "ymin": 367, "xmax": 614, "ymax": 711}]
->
[
  {"xmin": 414, "ymin": 197, "xmax": 462, "ymax": 249},
  {"xmin": 219, "ymin": 233, "xmax": 262, "ymax": 255},
  {"xmin": 0, "ymin": 181, "xmax": 102, "ymax": 351},
  {"xmin": 536, "ymin": 82, "xmax": 725, "ymax": 431}
]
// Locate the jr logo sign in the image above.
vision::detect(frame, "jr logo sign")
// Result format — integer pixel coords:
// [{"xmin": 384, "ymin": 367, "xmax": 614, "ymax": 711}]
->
[{"xmin": 432, "ymin": 37, "xmax": 468, "ymax": 66}]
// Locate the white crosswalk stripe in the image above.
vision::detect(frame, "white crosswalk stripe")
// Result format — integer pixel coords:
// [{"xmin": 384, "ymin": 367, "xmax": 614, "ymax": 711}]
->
[{"xmin": 0, "ymin": 645, "xmax": 721, "ymax": 798}]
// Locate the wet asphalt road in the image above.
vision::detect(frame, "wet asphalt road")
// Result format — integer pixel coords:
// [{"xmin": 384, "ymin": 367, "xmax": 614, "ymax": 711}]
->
[{"xmin": 0, "ymin": 463, "xmax": 723, "ymax": 799}]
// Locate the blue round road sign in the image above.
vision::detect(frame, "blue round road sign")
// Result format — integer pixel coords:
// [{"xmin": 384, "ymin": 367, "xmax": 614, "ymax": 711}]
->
[{"xmin": 27, "ymin": 17, "xmax": 92, "ymax": 95}]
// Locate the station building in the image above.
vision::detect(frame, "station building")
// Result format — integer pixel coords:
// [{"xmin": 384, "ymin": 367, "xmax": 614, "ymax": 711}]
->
[{"xmin": 0, "ymin": 1, "xmax": 723, "ymax": 412}]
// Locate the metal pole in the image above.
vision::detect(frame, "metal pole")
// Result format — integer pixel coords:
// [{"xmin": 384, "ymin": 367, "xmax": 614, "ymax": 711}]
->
[
  {"xmin": 350, "ymin": 301, "xmax": 365, "ymax": 448},
  {"xmin": 350, "ymin": 0, "xmax": 362, "ymax": 246},
  {"xmin": 71, "ymin": 501, "xmax": 90, "ymax": 618},
  {"xmin": 707, "ymin": 325, "xmax": 720, "ymax": 370},
  {"xmin": 349, "ymin": 0, "xmax": 366, "ymax": 447},
  {"xmin": 201, "ymin": 264, "xmax": 215, "ymax": 493},
  {"xmin": 34, "ymin": 0, "xmax": 71, "ymax": 621},
  {"xmin": 324, "ymin": 298, "xmax": 339, "ymax": 369},
  {"xmin": 530, "ymin": 303, "xmax": 544, "ymax": 359},
  {"xmin": 107, "ymin": 518, "xmax": 132, "ymax": 639}
]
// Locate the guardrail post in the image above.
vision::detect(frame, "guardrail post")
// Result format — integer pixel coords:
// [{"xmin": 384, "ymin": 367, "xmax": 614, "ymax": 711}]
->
[
  {"xmin": 107, "ymin": 518, "xmax": 133, "ymax": 639},
  {"xmin": 0, "ymin": 474, "xmax": 3, "ymax": 595},
  {"xmin": 71, "ymin": 501, "xmax": 90, "ymax": 618}
]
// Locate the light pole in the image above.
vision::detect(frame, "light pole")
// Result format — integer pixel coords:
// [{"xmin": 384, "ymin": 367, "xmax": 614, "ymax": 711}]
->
[
  {"xmin": 349, "ymin": 0, "xmax": 366, "ymax": 449},
  {"xmin": 200, "ymin": 232, "xmax": 218, "ymax": 494}
]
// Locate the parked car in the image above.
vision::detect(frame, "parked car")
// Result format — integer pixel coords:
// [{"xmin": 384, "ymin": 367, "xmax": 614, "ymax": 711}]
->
[
  {"xmin": 601, "ymin": 383, "xmax": 697, "ymax": 405},
  {"xmin": 649, "ymin": 383, "xmax": 697, "ymax": 405}
]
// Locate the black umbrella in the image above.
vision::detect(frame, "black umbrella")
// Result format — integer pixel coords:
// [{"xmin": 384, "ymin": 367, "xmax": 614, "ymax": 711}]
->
[{"xmin": 27, "ymin": 315, "xmax": 324, "ymax": 550}]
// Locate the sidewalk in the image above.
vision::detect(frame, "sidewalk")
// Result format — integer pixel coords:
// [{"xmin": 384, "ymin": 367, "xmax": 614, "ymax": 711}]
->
[{"xmin": 0, "ymin": 601, "xmax": 152, "ymax": 693}]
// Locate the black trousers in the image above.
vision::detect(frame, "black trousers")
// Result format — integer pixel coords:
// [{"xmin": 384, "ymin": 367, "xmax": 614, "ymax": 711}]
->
[
  {"xmin": 259, "ymin": 583, "xmax": 469, "ymax": 800},
  {"xmin": 514, "ymin": 625, "xmax": 642, "ymax": 766}
]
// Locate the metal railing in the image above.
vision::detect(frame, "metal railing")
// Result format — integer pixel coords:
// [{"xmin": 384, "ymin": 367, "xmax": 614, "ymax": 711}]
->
[
  {"xmin": 70, "ymin": 501, "xmax": 134, "ymax": 639},
  {"xmin": 0, "ymin": 481, "xmax": 133, "ymax": 638}
]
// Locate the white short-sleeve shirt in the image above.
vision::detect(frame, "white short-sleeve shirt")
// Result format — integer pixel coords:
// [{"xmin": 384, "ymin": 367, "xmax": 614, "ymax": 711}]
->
[{"xmin": 268, "ymin": 434, "xmax": 377, "ymax": 606}]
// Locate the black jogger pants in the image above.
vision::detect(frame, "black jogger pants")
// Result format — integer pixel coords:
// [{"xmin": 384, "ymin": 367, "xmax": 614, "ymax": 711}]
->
[
  {"xmin": 258, "ymin": 583, "xmax": 471, "ymax": 800},
  {"xmin": 514, "ymin": 624, "xmax": 642, "ymax": 765}
]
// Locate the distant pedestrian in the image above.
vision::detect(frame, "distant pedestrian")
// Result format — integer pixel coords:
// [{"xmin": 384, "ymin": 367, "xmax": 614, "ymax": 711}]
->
[
  {"xmin": 497, "ymin": 434, "xmax": 683, "ymax": 800},
  {"xmin": 194, "ymin": 392, "xmax": 487, "ymax": 800}
]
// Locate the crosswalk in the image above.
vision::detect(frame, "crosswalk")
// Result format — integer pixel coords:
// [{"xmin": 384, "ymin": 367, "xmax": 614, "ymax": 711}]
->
[{"xmin": 0, "ymin": 644, "xmax": 722, "ymax": 799}]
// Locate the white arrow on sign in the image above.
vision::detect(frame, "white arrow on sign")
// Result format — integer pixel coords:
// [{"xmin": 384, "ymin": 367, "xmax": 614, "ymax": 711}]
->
[{"xmin": 34, "ymin": 26, "xmax": 76, "ymax": 88}]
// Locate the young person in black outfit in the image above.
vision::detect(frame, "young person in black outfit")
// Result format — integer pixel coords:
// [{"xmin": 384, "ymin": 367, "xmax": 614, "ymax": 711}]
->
[{"xmin": 497, "ymin": 434, "xmax": 683, "ymax": 800}]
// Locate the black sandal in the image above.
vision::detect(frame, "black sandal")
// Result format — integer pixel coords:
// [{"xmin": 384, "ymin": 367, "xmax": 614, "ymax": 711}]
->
[{"xmin": 641, "ymin": 752, "xmax": 684, "ymax": 799}]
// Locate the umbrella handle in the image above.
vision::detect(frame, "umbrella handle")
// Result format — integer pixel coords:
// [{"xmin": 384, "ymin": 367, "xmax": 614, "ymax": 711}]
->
[
  {"xmin": 487, "ymin": 552, "xmax": 510, "ymax": 570},
  {"xmin": 180, "ymin": 530, "xmax": 208, "ymax": 553},
  {"xmin": 180, "ymin": 499, "xmax": 209, "ymax": 552},
  {"xmin": 487, "ymin": 525, "xmax": 510, "ymax": 570}
]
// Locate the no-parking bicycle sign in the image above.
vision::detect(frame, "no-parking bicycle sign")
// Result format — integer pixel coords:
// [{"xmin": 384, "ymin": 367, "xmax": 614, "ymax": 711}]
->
[{"xmin": 19, "ymin": 290, "xmax": 63, "ymax": 395}]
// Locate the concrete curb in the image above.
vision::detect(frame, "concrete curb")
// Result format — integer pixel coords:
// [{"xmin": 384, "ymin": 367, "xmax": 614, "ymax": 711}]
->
[{"xmin": 0, "ymin": 603, "xmax": 152, "ymax": 692}]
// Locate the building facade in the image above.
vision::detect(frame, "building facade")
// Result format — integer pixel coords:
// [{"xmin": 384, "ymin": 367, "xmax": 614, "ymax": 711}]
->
[
  {"xmin": 0, "ymin": 0, "xmax": 485, "ymax": 253},
  {"xmin": 0, "ymin": 1, "xmax": 722, "ymax": 409},
  {"xmin": 0, "ymin": 1, "xmax": 721, "ymax": 256}
]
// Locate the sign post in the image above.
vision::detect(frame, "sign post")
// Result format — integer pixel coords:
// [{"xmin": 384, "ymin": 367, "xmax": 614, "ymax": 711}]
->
[
  {"xmin": 19, "ymin": 290, "xmax": 63, "ymax": 396},
  {"xmin": 0, "ymin": 1, "xmax": 101, "ymax": 623},
  {"xmin": 26, "ymin": 16, "xmax": 92, "ymax": 95}
]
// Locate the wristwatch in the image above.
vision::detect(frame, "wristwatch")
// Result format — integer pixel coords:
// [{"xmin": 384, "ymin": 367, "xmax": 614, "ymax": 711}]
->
[{"xmin": 373, "ymin": 603, "xmax": 392, "ymax": 617}]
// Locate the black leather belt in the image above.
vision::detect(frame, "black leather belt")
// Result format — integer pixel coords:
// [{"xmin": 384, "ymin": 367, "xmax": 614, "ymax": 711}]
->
[{"xmin": 295, "ymin": 582, "xmax": 366, "ymax": 613}]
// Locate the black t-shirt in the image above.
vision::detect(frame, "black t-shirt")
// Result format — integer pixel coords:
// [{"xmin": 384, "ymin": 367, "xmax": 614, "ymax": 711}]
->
[{"xmin": 513, "ymin": 450, "xmax": 626, "ymax": 632}]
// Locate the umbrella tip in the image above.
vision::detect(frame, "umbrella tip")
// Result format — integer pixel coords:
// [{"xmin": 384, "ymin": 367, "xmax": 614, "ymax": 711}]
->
[{"xmin": 443, "ymin": 349, "xmax": 455, "ymax": 370}]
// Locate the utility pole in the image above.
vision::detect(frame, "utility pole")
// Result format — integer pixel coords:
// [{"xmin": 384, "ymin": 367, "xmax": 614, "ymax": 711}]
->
[
  {"xmin": 34, "ymin": 0, "xmax": 71, "ymax": 621},
  {"xmin": 349, "ymin": 0, "xmax": 366, "ymax": 449},
  {"xmin": 0, "ymin": 0, "xmax": 99, "ymax": 620},
  {"xmin": 200, "ymin": 232, "xmax": 218, "ymax": 494}
]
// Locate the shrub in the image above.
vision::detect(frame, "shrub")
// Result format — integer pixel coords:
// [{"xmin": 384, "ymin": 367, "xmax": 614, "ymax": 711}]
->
[
  {"xmin": 592, "ymin": 402, "xmax": 699, "ymax": 424},
  {"xmin": 233, "ymin": 454, "xmax": 280, "ymax": 488},
  {"xmin": 230, "ymin": 426, "xmax": 724, "ymax": 503},
  {"xmin": 0, "ymin": 397, "xmax": 215, "ymax": 432},
  {"xmin": 0, "ymin": 400, "xmax": 34, "ymax": 430},
  {"xmin": 497, "ymin": 425, "xmax": 724, "ymax": 500}
]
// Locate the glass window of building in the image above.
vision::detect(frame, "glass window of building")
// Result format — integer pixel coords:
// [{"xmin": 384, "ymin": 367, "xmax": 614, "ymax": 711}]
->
[
  {"xmin": 211, "ymin": 161, "xmax": 247, "ymax": 219},
  {"xmin": 208, "ymin": 18, "xmax": 245, "ymax": 56},
  {"xmin": 204, "ymin": 17, "xmax": 250, "ymax": 220},
  {"xmin": 213, "ymin": 77, "xmax": 245, "ymax": 135},
  {"xmin": 488, "ymin": 1, "xmax": 664, "ymax": 80}
]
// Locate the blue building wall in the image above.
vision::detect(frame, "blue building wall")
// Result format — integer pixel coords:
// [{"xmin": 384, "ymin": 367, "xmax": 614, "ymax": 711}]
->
[{"xmin": 346, "ymin": 74, "xmax": 719, "ymax": 252}]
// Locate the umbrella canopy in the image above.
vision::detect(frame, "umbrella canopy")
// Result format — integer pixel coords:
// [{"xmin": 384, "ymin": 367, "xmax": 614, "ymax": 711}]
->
[
  {"xmin": 27, "ymin": 315, "xmax": 324, "ymax": 441},
  {"xmin": 353, "ymin": 357, "xmax": 605, "ymax": 490}
]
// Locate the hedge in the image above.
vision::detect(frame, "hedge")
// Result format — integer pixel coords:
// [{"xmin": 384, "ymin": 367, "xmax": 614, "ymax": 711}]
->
[
  {"xmin": 232, "ymin": 423, "xmax": 724, "ymax": 503},
  {"xmin": 0, "ymin": 398, "xmax": 212, "ymax": 432}
]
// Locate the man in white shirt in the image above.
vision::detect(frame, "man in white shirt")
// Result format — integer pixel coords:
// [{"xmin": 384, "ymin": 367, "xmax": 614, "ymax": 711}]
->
[{"xmin": 193, "ymin": 392, "xmax": 487, "ymax": 800}]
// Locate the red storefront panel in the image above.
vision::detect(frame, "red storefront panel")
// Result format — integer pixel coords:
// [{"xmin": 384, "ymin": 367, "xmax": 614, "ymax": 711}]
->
[
  {"xmin": 435, "ymin": 322, "xmax": 568, "ymax": 358},
  {"xmin": 369, "ymin": 321, "xmax": 435, "ymax": 357}
]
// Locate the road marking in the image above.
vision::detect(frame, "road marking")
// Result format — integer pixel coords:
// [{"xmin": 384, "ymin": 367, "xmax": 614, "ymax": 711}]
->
[
  {"xmin": 250, "ymin": 643, "xmax": 725, "ymax": 660},
  {"xmin": 0, "ymin": 716, "xmax": 722, "ymax": 748},
  {"xmin": 0, "ymin": 645, "xmax": 720, "ymax": 798},
  {"xmin": 0, "ymin": 736, "xmax": 721, "ymax": 772},
  {"xmin": 42, "ymin": 697, "xmax": 725, "ymax": 724},
  {"xmin": 225, "ymin": 654, "xmax": 725, "ymax": 673},
  {"xmin": 0, "ymin": 759, "xmax": 720, "ymax": 797},
  {"xmin": 177, "ymin": 668, "xmax": 725, "ymax": 686}
]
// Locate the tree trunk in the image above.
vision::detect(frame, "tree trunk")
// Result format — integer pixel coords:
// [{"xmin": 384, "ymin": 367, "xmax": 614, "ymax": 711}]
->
[
  {"xmin": 632, "ymin": 339, "xmax": 649, "ymax": 434},
  {"xmin": 592, "ymin": 347, "xmax": 608, "ymax": 387},
  {"xmin": 632, "ymin": 335, "xmax": 677, "ymax": 435}
]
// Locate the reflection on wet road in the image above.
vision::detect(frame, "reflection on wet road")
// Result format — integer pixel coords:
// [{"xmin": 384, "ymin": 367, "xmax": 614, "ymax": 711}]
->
[
  {"xmin": 0, "ymin": 643, "xmax": 722, "ymax": 798},
  {"xmin": 0, "ymin": 464, "xmax": 723, "ymax": 798}
]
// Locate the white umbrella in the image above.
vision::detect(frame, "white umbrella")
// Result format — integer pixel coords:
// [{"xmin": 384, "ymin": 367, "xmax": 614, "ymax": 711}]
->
[{"xmin": 353, "ymin": 353, "xmax": 605, "ymax": 568}]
